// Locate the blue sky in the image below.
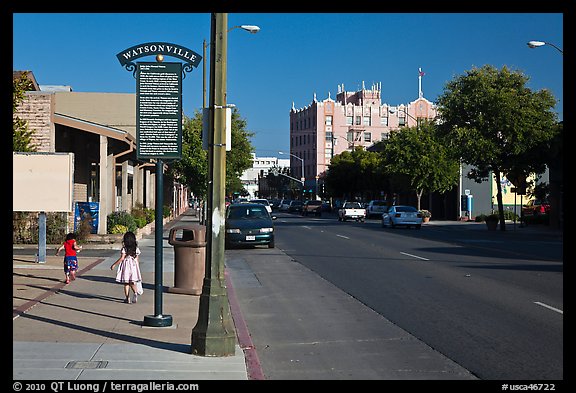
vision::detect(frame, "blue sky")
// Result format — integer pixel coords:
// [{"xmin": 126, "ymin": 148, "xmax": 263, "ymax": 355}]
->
[{"xmin": 12, "ymin": 13, "xmax": 563, "ymax": 157}]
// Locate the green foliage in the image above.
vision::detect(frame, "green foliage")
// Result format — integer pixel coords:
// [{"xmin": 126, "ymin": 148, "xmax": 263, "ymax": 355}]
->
[
  {"xmin": 13, "ymin": 71, "xmax": 36, "ymax": 152},
  {"xmin": 381, "ymin": 122, "xmax": 460, "ymax": 208},
  {"xmin": 325, "ymin": 147, "xmax": 386, "ymax": 200},
  {"xmin": 107, "ymin": 211, "xmax": 137, "ymax": 234},
  {"xmin": 226, "ymin": 109, "xmax": 256, "ymax": 195},
  {"xmin": 169, "ymin": 107, "xmax": 255, "ymax": 199},
  {"xmin": 12, "ymin": 212, "xmax": 67, "ymax": 244},
  {"xmin": 436, "ymin": 65, "xmax": 558, "ymax": 182},
  {"xmin": 169, "ymin": 111, "xmax": 208, "ymax": 198},
  {"xmin": 163, "ymin": 205, "xmax": 171, "ymax": 218},
  {"xmin": 436, "ymin": 65, "xmax": 559, "ymax": 228},
  {"xmin": 110, "ymin": 224, "xmax": 129, "ymax": 234},
  {"xmin": 131, "ymin": 202, "xmax": 155, "ymax": 225}
]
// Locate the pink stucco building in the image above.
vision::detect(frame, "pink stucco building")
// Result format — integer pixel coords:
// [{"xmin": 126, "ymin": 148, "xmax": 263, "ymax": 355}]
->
[{"xmin": 289, "ymin": 81, "xmax": 438, "ymax": 193}]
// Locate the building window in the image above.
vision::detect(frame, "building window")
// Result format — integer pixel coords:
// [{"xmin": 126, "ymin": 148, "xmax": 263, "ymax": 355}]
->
[
  {"xmin": 364, "ymin": 132, "xmax": 371, "ymax": 142},
  {"xmin": 381, "ymin": 132, "xmax": 389, "ymax": 140},
  {"xmin": 363, "ymin": 116, "xmax": 370, "ymax": 126},
  {"xmin": 326, "ymin": 131, "xmax": 333, "ymax": 141},
  {"xmin": 355, "ymin": 116, "xmax": 361, "ymax": 125},
  {"xmin": 347, "ymin": 131, "xmax": 354, "ymax": 142},
  {"xmin": 325, "ymin": 115, "xmax": 333, "ymax": 126},
  {"xmin": 380, "ymin": 116, "xmax": 388, "ymax": 126},
  {"xmin": 346, "ymin": 116, "xmax": 353, "ymax": 125},
  {"xmin": 399, "ymin": 116, "xmax": 406, "ymax": 127}
]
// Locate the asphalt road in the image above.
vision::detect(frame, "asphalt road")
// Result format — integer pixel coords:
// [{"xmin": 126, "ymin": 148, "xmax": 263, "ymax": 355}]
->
[{"xmin": 269, "ymin": 212, "xmax": 563, "ymax": 380}]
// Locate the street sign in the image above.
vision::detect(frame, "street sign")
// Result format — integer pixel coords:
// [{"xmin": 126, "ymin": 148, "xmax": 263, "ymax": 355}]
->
[{"xmin": 136, "ymin": 62, "xmax": 182, "ymax": 160}]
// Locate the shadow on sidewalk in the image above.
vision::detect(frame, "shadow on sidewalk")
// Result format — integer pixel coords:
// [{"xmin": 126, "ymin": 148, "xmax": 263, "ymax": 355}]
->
[{"xmin": 17, "ymin": 311, "xmax": 192, "ymax": 354}]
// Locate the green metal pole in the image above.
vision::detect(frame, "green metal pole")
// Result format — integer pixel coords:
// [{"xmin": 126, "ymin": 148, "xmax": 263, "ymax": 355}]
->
[
  {"xmin": 191, "ymin": 12, "xmax": 236, "ymax": 357},
  {"xmin": 143, "ymin": 159, "xmax": 173, "ymax": 327}
]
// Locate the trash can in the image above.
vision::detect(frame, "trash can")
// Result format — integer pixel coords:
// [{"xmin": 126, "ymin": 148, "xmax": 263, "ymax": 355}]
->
[{"xmin": 168, "ymin": 224, "xmax": 207, "ymax": 295}]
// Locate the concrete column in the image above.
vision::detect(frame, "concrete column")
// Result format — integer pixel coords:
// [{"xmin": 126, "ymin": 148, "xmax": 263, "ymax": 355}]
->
[
  {"xmin": 134, "ymin": 164, "xmax": 143, "ymax": 206},
  {"xmin": 121, "ymin": 160, "xmax": 129, "ymax": 212},
  {"xmin": 98, "ymin": 135, "xmax": 108, "ymax": 234}
]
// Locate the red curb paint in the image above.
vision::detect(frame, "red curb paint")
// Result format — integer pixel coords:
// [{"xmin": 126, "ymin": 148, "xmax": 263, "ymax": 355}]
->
[
  {"xmin": 13, "ymin": 258, "xmax": 105, "ymax": 320},
  {"xmin": 225, "ymin": 269, "xmax": 265, "ymax": 380}
]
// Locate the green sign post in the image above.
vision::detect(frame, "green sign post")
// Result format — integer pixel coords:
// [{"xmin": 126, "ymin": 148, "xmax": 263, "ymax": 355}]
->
[{"xmin": 117, "ymin": 43, "xmax": 201, "ymax": 328}]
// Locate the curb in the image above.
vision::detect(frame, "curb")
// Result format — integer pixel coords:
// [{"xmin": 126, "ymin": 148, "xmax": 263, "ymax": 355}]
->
[{"xmin": 226, "ymin": 269, "xmax": 265, "ymax": 380}]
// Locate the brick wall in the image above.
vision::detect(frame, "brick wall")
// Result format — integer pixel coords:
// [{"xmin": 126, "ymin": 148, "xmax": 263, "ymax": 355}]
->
[{"xmin": 15, "ymin": 92, "xmax": 55, "ymax": 152}]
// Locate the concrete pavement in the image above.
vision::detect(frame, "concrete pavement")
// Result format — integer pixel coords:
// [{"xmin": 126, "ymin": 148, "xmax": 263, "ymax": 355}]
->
[{"xmin": 13, "ymin": 211, "xmax": 254, "ymax": 380}]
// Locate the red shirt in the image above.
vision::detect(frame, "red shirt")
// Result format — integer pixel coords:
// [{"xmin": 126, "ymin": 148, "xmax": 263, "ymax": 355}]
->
[{"xmin": 64, "ymin": 239, "xmax": 77, "ymax": 257}]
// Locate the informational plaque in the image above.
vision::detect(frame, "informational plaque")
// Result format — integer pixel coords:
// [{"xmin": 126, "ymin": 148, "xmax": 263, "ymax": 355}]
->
[{"xmin": 136, "ymin": 62, "xmax": 182, "ymax": 160}]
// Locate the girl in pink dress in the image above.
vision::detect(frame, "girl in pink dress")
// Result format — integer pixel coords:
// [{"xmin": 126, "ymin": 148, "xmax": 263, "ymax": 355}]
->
[{"xmin": 110, "ymin": 231, "xmax": 142, "ymax": 304}]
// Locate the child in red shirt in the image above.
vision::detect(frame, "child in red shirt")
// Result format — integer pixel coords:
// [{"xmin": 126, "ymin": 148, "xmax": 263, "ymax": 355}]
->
[{"xmin": 56, "ymin": 233, "xmax": 82, "ymax": 284}]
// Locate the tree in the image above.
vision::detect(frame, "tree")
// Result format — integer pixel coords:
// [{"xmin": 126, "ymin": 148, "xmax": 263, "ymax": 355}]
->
[
  {"xmin": 226, "ymin": 109, "xmax": 255, "ymax": 195},
  {"xmin": 13, "ymin": 71, "xmax": 36, "ymax": 152},
  {"xmin": 169, "ymin": 111, "xmax": 208, "ymax": 198},
  {"xmin": 436, "ymin": 65, "xmax": 558, "ymax": 230},
  {"xmin": 381, "ymin": 122, "xmax": 460, "ymax": 210},
  {"xmin": 325, "ymin": 147, "xmax": 385, "ymax": 200},
  {"xmin": 169, "ymin": 107, "xmax": 254, "ymax": 198}
]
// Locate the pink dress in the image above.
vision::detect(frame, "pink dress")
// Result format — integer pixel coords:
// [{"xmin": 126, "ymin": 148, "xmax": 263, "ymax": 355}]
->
[{"xmin": 115, "ymin": 247, "xmax": 142, "ymax": 284}]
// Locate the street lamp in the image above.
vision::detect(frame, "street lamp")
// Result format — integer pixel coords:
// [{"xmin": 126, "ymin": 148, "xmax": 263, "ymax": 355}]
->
[
  {"xmin": 203, "ymin": 25, "xmax": 260, "ymax": 108},
  {"xmin": 278, "ymin": 151, "xmax": 304, "ymax": 185},
  {"xmin": 527, "ymin": 40, "xmax": 563, "ymax": 55}
]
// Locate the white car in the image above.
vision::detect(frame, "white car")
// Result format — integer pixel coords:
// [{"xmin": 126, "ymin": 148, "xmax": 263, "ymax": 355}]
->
[
  {"xmin": 250, "ymin": 199, "xmax": 272, "ymax": 214},
  {"xmin": 381, "ymin": 205, "xmax": 423, "ymax": 229},
  {"xmin": 366, "ymin": 200, "xmax": 389, "ymax": 218},
  {"xmin": 338, "ymin": 202, "xmax": 366, "ymax": 222}
]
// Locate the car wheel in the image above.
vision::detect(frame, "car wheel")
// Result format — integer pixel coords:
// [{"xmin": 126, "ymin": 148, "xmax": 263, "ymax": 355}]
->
[{"xmin": 268, "ymin": 240, "xmax": 275, "ymax": 248}]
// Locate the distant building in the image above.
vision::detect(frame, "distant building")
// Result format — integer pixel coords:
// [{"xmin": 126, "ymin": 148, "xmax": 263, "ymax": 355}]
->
[
  {"xmin": 289, "ymin": 81, "xmax": 438, "ymax": 194},
  {"xmin": 240, "ymin": 154, "xmax": 290, "ymax": 199}
]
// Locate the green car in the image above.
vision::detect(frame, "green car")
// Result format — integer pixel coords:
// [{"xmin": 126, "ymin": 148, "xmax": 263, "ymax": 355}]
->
[{"xmin": 225, "ymin": 203, "xmax": 276, "ymax": 249}]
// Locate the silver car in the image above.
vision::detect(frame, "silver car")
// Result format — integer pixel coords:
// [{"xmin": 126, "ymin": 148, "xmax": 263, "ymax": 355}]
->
[{"xmin": 381, "ymin": 205, "xmax": 423, "ymax": 229}]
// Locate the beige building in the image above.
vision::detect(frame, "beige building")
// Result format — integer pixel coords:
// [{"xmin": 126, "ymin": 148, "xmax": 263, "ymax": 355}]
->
[{"xmin": 13, "ymin": 71, "xmax": 188, "ymax": 235}]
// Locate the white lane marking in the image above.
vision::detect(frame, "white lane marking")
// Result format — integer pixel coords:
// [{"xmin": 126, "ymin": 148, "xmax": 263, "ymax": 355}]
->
[
  {"xmin": 534, "ymin": 302, "xmax": 563, "ymax": 315},
  {"xmin": 303, "ymin": 226, "xmax": 312, "ymax": 230},
  {"xmin": 400, "ymin": 252, "xmax": 430, "ymax": 261},
  {"xmin": 336, "ymin": 234, "xmax": 350, "ymax": 239}
]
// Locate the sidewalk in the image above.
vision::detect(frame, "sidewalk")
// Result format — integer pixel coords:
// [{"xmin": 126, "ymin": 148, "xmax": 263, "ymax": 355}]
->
[{"xmin": 13, "ymin": 211, "xmax": 253, "ymax": 380}]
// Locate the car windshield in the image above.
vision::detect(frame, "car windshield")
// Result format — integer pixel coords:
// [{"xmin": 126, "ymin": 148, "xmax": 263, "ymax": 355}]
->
[
  {"xmin": 227, "ymin": 206, "xmax": 269, "ymax": 219},
  {"xmin": 344, "ymin": 202, "xmax": 362, "ymax": 209},
  {"xmin": 395, "ymin": 206, "xmax": 418, "ymax": 212}
]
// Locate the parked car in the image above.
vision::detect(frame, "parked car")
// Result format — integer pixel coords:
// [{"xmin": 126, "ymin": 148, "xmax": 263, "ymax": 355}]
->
[
  {"xmin": 269, "ymin": 198, "xmax": 282, "ymax": 211},
  {"xmin": 302, "ymin": 200, "xmax": 322, "ymax": 216},
  {"xmin": 250, "ymin": 198, "xmax": 272, "ymax": 214},
  {"xmin": 288, "ymin": 200, "xmax": 304, "ymax": 213},
  {"xmin": 321, "ymin": 201, "xmax": 332, "ymax": 212},
  {"xmin": 225, "ymin": 203, "xmax": 276, "ymax": 249},
  {"xmin": 338, "ymin": 201, "xmax": 366, "ymax": 222},
  {"xmin": 279, "ymin": 199, "xmax": 292, "ymax": 212},
  {"xmin": 366, "ymin": 200, "xmax": 390, "ymax": 218},
  {"xmin": 381, "ymin": 205, "xmax": 423, "ymax": 229},
  {"xmin": 522, "ymin": 199, "xmax": 550, "ymax": 216}
]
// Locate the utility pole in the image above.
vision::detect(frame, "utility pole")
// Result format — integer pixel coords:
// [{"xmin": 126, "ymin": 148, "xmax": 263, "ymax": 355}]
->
[{"xmin": 191, "ymin": 12, "xmax": 236, "ymax": 357}]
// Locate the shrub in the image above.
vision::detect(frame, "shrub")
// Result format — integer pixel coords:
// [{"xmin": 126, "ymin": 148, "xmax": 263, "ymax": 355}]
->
[
  {"xmin": 107, "ymin": 211, "xmax": 137, "ymax": 234},
  {"xmin": 110, "ymin": 224, "xmax": 129, "ymax": 234},
  {"xmin": 419, "ymin": 210, "xmax": 432, "ymax": 218},
  {"xmin": 134, "ymin": 216, "xmax": 147, "ymax": 228}
]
